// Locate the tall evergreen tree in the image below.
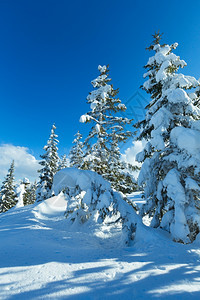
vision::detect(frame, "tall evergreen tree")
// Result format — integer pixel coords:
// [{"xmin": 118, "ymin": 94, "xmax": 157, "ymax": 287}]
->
[
  {"xmin": 0, "ymin": 161, "xmax": 17, "ymax": 213},
  {"xmin": 136, "ymin": 33, "xmax": 200, "ymax": 243},
  {"xmin": 69, "ymin": 131, "xmax": 84, "ymax": 168},
  {"xmin": 36, "ymin": 124, "xmax": 59, "ymax": 201},
  {"xmin": 16, "ymin": 178, "xmax": 30, "ymax": 208},
  {"xmin": 107, "ymin": 129, "xmax": 138, "ymax": 193},
  {"xmin": 58, "ymin": 154, "xmax": 68, "ymax": 171},
  {"xmin": 80, "ymin": 65, "xmax": 134, "ymax": 192},
  {"xmin": 23, "ymin": 181, "xmax": 37, "ymax": 205}
]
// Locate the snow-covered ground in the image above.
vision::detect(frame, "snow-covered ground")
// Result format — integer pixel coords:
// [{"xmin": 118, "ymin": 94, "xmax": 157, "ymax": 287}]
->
[
  {"xmin": 128, "ymin": 192, "xmax": 146, "ymax": 209},
  {"xmin": 0, "ymin": 193, "xmax": 200, "ymax": 299}
]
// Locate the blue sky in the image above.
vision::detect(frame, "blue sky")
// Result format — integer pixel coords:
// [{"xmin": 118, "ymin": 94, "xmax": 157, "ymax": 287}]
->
[{"xmin": 1, "ymin": 0, "xmax": 200, "ymax": 180}]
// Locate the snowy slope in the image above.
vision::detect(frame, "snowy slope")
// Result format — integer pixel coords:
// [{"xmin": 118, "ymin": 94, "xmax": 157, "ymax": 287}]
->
[{"xmin": 0, "ymin": 194, "xmax": 200, "ymax": 299}]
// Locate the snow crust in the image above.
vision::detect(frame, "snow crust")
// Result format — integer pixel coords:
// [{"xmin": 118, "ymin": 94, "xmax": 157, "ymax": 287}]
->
[
  {"xmin": 34, "ymin": 193, "xmax": 67, "ymax": 219},
  {"xmin": 1, "ymin": 193, "xmax": 200, "ymax": 299}
]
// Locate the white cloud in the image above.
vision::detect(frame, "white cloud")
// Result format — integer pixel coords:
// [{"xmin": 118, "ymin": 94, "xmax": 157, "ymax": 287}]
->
[
  {"xmin": 122, "ymin": 140, "xmax": 146, "ymax": 165},
  {"xmin": 0, "ymin": 144, "xmax": 40, "ymax": 184},
  {"xmin": 121, "ymin": 140, "xmax": 146, "ymax": 179}
]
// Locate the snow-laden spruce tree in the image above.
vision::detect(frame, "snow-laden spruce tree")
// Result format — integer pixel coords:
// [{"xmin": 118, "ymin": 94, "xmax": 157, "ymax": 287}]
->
[
  {"xmin": 15, "ymin": 178, "xmax": 30, "ymax": 208},
  {"xmin": 23, "ymin": 181, "xmax": 37, "ymax": 205},
  {"xmin": 16, "ymin": 178, "xmax": 36, "ymax": 206},
  {"xmin": 107, "ymin": 129, "xmax": 138, "ymax": 193},
  {"xmin": 69, "ymin": 131, "xmax": 84, "ymax": 168},
  {"xmin": 136, "ymin": 33, "xmax": 200, "ymax": 243},
  {"xmin": 80, "ymin": 65, "xmax": 134, "ymax": 192},
  {"xmin": 58, "ymin": 154, "xmax": 68, "ymax": 171},
  {"xmin": 0, "ymin": 161, "xmax": 17, "ymax": 213},
  {"xmin": 36, "ymin": 124, "xmax": 59, "ymax": 201}
]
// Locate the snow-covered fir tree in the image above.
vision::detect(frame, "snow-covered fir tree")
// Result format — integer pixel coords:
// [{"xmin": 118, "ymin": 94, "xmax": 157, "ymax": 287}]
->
[
  {"xmin": 80, "ymin": 65, "xmax": 134, "ymax": 193},
  {"xmin": 136, "ymin": 33, "xmax": 200, "ymax": 243},
  {"xmin": 36, "ymin": 124, "xmax": 59, "ymax": 201},
  {"xmin": 23, "ymin": 181, "xmax": 37, "ymax": 206},
  {"xmin": 69, "ymin": 131, "xmax": 84, "ymax": 168},
  {"xmin": 107, "ymin": 129, "xmax": 138, "ymax": 193},
  {"xmin": 15, "ymin": 178, "xmax": 30, "ymax": 208},
  {"xmin": 0, "ymin": 161, "xmax": 17, "ymax": 213},
  {"xmin": 58, "ymin": 154, "xmax": 68, "ymax": 171}
]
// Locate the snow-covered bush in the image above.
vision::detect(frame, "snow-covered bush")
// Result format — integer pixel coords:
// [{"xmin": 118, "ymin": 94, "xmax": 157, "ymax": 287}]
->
[{"xmin": 52, "ymin": 168, "xmax": 139, "ymax": 244}]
